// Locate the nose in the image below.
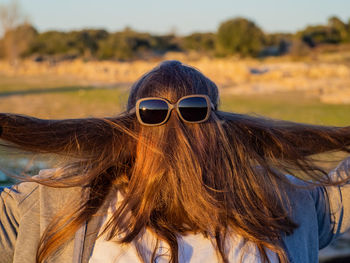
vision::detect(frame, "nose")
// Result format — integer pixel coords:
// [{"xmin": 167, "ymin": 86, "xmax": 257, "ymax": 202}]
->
[{"xmin": 168, "ymin": 107, "xmax": 181, "ymax": 122}]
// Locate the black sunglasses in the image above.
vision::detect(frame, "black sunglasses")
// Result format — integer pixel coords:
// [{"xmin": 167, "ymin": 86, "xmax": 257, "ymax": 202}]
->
[{"xmin": 129, "ymin": 95, "xmax": 215, "ymax": 126}]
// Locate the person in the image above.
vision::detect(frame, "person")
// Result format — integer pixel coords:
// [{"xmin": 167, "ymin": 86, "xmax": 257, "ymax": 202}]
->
[{"xmin": 0, "ymin": 60, "xmax": 350, "ymax": 263}]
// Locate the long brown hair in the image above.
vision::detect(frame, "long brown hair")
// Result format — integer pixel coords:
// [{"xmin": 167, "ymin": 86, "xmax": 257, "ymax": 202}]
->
[{"xmin": 1, "ymin": 60, "xmax": 350, "ymax": 263}]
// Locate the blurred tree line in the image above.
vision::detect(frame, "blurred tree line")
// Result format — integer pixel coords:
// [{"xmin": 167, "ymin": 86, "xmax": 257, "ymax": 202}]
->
[{"xmin": 1, "ymin": 1, "xmax": 350, "ymax": 62}]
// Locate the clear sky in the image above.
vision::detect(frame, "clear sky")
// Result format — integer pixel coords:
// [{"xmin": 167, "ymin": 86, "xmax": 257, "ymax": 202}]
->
[{"xmin": 1, "ymin": 0, "xmax": 350, "ymax": 35}]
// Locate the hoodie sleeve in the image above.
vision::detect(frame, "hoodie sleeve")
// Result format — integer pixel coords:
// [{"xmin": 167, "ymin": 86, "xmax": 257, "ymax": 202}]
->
[
  {"xmin": 0, "ymin": 181, "xmax": 39, "ymax": 263},
  {"xmin": 0, "ymin": 186, "xmax": 21, "ymax": 262},
  {"xmin": 324, "ymin": 157, "xmax": 350, "ymax": 239}
]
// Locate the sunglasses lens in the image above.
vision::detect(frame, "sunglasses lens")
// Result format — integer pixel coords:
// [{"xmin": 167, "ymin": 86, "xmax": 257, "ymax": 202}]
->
[
  {"xmin": 178, "ymin": 97, "xmax": 209, "ymax": 122},
  {"xmin": 139, "ymin": 99, "xmax": 169, "ymax": 124}
]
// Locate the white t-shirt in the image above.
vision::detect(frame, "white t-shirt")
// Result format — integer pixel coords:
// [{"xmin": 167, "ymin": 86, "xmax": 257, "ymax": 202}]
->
[{"xmin": 89, "ymin": 193, "xmax": 278, "ymax": 263}]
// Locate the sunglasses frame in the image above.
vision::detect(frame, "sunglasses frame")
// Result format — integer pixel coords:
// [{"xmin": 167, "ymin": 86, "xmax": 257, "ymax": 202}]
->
[{"xmin": 130, "ymin": 94, "xmax": 215, "ymax": 126}]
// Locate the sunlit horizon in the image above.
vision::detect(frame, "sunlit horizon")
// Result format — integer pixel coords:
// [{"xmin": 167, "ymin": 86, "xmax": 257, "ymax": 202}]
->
[{"xmin": 1, "ymin": 0, "xmax": 349, "ymax": 35}]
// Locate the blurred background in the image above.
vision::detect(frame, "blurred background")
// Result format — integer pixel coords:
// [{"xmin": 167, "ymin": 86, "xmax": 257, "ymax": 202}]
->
[{"xmin": 0, "ymin": 0, "xmax": 350, "ymax": 261}]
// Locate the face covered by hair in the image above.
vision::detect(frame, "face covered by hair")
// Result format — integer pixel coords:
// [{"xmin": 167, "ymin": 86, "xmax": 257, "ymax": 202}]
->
[{"xmin": 2, "ymin": 60, "xmax": 350, "ymax": 263}]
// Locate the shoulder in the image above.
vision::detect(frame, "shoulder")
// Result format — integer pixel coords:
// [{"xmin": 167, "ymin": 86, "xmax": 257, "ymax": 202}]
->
[
  {"xmin": 283, "ymin": 173, "xmax": 331, "ymax": 217},
  {"xmin": 3, "ymin": 168, "xmax": 58, "ymax": 203},
  {"xmin": 3, "ymin": 168, "xmax": 83, "ymax": 215},
  {"xmin": 283, "ymin": 158, "xmax": 350, "ymax": 247}
]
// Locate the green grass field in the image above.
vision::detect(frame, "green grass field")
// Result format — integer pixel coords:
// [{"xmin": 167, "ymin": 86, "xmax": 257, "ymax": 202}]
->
[{"xmin": 220, "ymin": 91, "xmax": 350, "ymax": 126}]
